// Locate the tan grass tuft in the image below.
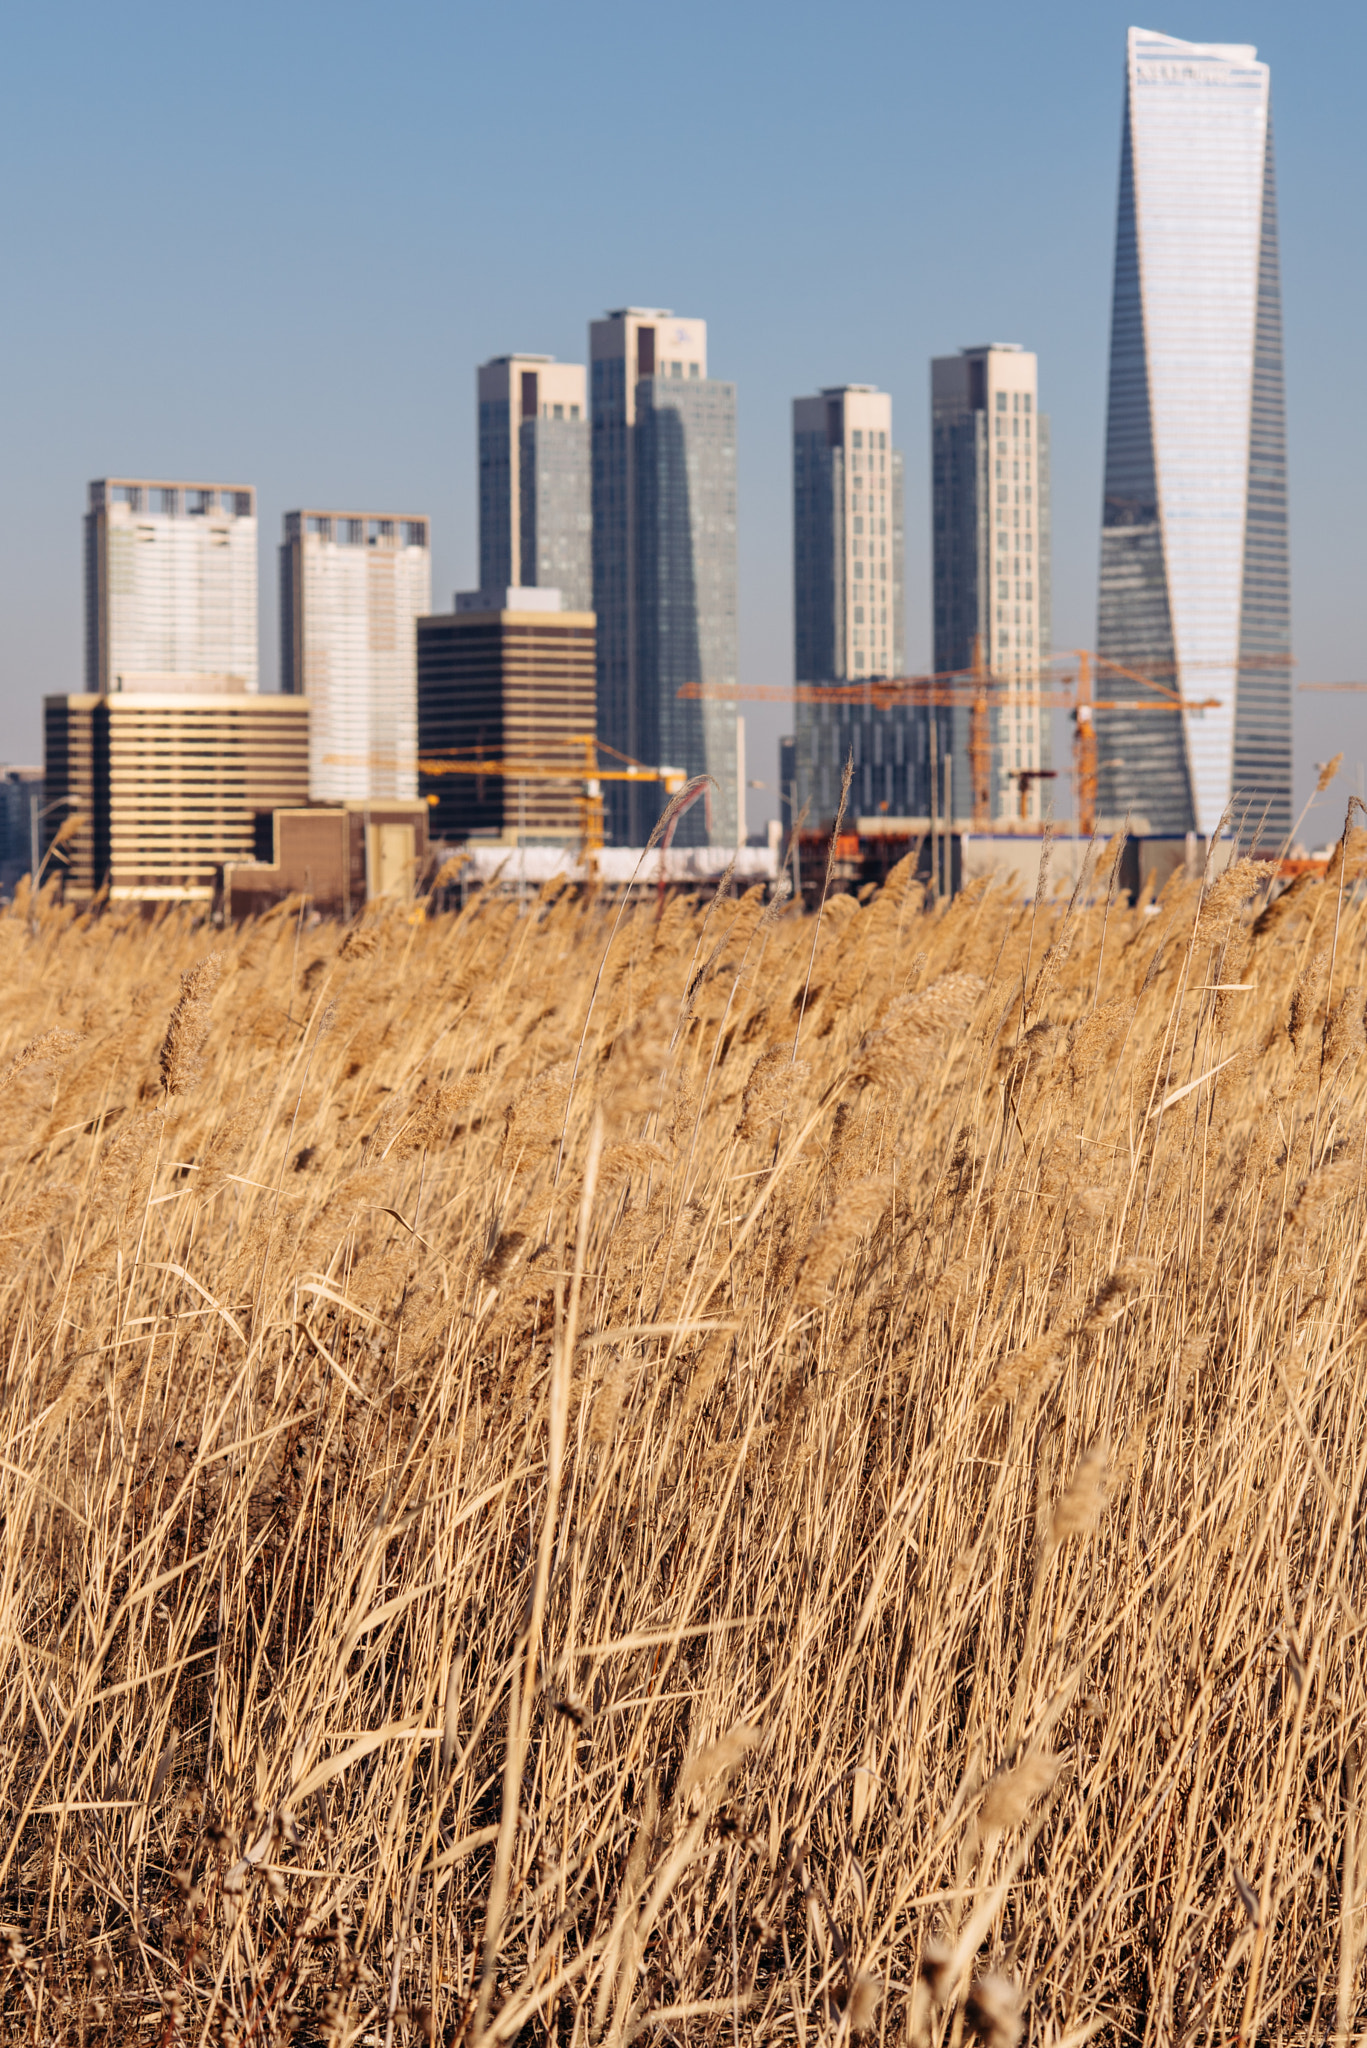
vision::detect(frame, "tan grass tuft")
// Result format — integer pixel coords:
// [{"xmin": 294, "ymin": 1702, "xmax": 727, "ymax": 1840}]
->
[
  {"xmin": 980, "ymin": 1748, "xmax": 1062, "ymax": 1829},
  {"xmin": 159, "ymin": 953, "xmax": 222, "ymax": 1095},
  {"xmin": 1050, "ymin": 1443, "xmax": 1111, "ymax": 1546}
]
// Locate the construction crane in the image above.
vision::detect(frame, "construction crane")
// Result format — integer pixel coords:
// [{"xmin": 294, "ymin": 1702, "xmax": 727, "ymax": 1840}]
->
[
  {"xmin": 678, "ymin": 650, "xmax": 1215, "ymax": 836},
  {"xmin": 414, "ymin": 735, "xmax": 688, "ymax": 856}
]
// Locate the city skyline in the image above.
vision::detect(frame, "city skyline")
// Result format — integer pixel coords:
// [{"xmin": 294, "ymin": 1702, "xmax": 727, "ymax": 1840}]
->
[{"xmin": 1, "ymin": 3, "xmax": 1363, "ymax": 838}]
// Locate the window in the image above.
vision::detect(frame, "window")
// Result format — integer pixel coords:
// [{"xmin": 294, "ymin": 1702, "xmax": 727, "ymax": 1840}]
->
[
  {"xmin": 854, "ymin": 606, "xmax": 865, "ymax": 624},
  {"xmin": 569, "ymin": 403, "xmax": 580, "ymax": 419},
  {"xmin": 1024, "ymin": 395, "xmax": 1032, "ymax": 415},
  {"xmin": 670, "ymin": 362, "xmax": 682, "ymax": 379},
  {"xmin": 853, "ymin": 516, "xmax": 864, "ymax": 534},
  {"xmin": 306, "ymin": 515, "xmax": 331, "ymax": 538},
  {"xmin": 688, "ymin": 362, "xmax": 698, "ymax": 377},
  {"xmin": 852, "ymin": 430, "xmax": 863, "ymax": 448},
  {"xmin": 996, "ymin": 392, "xmax": 1007, "ymax": 412},
  {"xmin": 156, "ymin": 488, "xmax": 179, "ymax": 516},
  {"xmin": 233, "ymin": 492, "xmax": 252, "ymax": 517},
  {"xmin": 403, "ymin": 520, "xmax": 427, "ymax": 548},
  {"xmin": 187, "ymin": 489, "xmax": 211, "ymax": 516}
]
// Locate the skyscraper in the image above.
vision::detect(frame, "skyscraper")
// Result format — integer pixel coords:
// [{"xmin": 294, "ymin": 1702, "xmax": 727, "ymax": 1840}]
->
[
  {"xmin": 1097, "ymin": 28, "xmax": 1289, "ymax": 844},
  {"xmin": 85, "ymin": 479, "xmax": 257, "ymax": 694},
  {"xmin": 590, "ymin": 309, "xmax": 737, "ymax": 846},
  {"xmin": 931, "ymin": 346, "xmax": 1052, "ymax": 823},
  {"xmin": 279, "ymin": 511, "xmax": 431, "ymax": 802},
  {"xmin": 793, "ymin": 385, "xmax": 905, "ymax": 683},
  {"xmin": 477, "ymin": 356, "xmax": 591, "ymax": 612}
]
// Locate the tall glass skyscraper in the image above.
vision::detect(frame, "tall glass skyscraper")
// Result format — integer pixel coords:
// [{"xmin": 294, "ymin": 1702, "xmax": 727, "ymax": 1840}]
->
[
  {"xmin": 1097, "ymin": 27, "xmax": 1290, "ymax": 844},
  {"xmin": 590, "ymin": 310, "xmax": 737, "ymax": 847}
]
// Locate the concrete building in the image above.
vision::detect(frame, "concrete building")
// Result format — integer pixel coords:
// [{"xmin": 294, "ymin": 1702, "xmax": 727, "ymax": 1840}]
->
[
  {"xmin": 1097, "ymin": 28, "xmax": 1290, "ymax": 844},
  {"xmin": 478, "ymin": 357, "xmax": 591, "ymax": 613},
  {"xmin": 931, "ymin": 345, "xmax": 1052, "ymax": 823},
  {"xmin": 43, "ymin": 691, "xmax": 308, "ymax": 904},
  {"xmin": 792, "ymin": 385, "xmax": 905, "ymax": 683},
  {"xmin": 225, "ymin": 799, "xmax": 429, "ymax": 919},
  {"xmin": 85, "ymin": 479, "xmax": 257, "ymax": 694},
  {"xmin": 279, "ymin": 510, "xmax": 430, "ymax": 802},
  {"xmin": 417, "ymin": 594, "xmax": 597, "ymax": 847},
  {"xmin": 590, "ymin": 308, "xmax": 737, "ymax": 847}
]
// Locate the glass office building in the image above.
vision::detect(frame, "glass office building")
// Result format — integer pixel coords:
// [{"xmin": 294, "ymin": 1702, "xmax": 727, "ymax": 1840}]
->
[
  {"xmin": 590, "ymin": 310, "xmax": 737, "ymax": 846},
  {"xmin": 1097, "ymin": 28, "xmax": 1290, "ymax": 843}
]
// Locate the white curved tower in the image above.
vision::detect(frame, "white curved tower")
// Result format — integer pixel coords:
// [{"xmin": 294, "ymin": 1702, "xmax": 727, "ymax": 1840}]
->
[{"xmin": 1097, "ymin": 27, "xmax": 1290, "ymax": 844}]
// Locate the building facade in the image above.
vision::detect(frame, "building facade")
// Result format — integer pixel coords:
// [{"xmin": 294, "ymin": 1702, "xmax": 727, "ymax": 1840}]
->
[
  {"xmin": 477, "ymin": 356, "xmax": 592, "ymax": 613},
  {"xmin": 85, "ymin": 479, "xmax": 257, "ymax": 694},
  {"xmin": 1097, "ymin": 28, "xmax": 1290, "ymax": 844},
  {"xmin": 226, "ymin": 800, "xmax": 429, "ymax": 919},
  {"xmin": 931, "ymin": 346, "xmax": 1052, "ymax": 823},
  {"xmin": 0, "ymin": 767, "xmax": 42, "ymax": 898},
  {"xmin": 793, "ymin": 385, "xmax": 905, "ymax": 684},
  {"xmin": 590, "ymin": 309, "xmax": 737, "ymax": 847},
  {"xmin": 279, "ymin": 510, "xmax": 430, "ymax": 802},
  {"xmin": 417, "ymin": 598, "xmax": 597, "ymax": 847},
  {"xmin": 43, "ymin": 692, "xmax": 308, "ymax": 904}
]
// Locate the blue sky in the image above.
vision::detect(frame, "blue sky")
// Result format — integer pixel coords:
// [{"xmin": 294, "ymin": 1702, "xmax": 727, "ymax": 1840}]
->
[{"xmin": 3, "ymin": 0, "xmax": 1363, "ymax": 835}]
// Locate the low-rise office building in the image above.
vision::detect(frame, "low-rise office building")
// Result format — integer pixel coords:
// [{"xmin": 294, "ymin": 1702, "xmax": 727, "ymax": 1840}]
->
[
  {"xmin": 224, "ymin": 799, "xmax": 429, "ymax": 919},
  {"xmin": 43, "ymin": 689, "xmax": 309, "ymax": 905},
  {"xmin": 417, "ymin": 592, "xmax": 597, "ymax": 848}
]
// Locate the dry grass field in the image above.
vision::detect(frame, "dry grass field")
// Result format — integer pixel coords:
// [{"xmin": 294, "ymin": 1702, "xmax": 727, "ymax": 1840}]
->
[{"xmin": 1, "ymin": 827, "xmax": 1366, "ymax": 2047}]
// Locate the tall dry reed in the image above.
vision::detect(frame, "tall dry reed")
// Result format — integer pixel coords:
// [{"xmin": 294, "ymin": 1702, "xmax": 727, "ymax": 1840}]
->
[{"xmin": 0, "ymin": 851, "xmax": 1362, "ymax": 2045}]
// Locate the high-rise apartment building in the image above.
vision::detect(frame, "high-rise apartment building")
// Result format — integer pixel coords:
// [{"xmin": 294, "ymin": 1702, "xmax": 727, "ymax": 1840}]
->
[
  {"xmin": 477, "ymin": 357, "xmax": 592, "ymax": 613},
  {"xmin": 590, "ymin": 309, "xmax": 737, "ymax": 846},
  {"xmin": 931, "ymin": 346, "xmax": 1052, "ymax": 822},
  {"xmin": 279, "ymin": 510, "xmax": 431, "ymax": 802},
  {"xmin": 1097, "ymin": 28, "xmax": 1289, "ymax": 844},
  {"xmin": 792, "ymin": 385, "xmax": 905, "ymax": 683},
  {"xmin": 85, "ymin": 479, "xmax": 257, "ymax": 693}
]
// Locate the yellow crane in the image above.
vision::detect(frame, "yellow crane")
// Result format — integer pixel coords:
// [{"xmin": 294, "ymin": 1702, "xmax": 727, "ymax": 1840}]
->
[{"xmin": 414, "ymin": 735, "xmax": 687, "ymax": 856}]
